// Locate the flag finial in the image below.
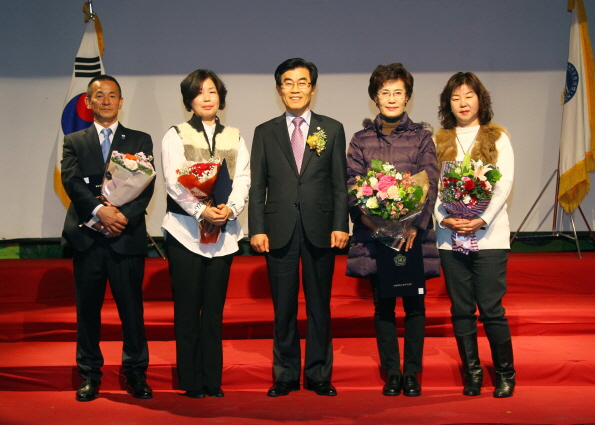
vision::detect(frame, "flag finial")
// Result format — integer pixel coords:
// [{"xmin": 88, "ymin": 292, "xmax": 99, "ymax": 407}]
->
[{"xmin": 81, "ymin": 1, "xmax": 104, "ymax": 57}]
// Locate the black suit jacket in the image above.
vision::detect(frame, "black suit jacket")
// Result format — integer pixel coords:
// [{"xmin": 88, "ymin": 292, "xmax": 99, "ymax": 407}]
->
[
  {"xmin": 249, "ymin": 112, "xmax": 348, "ymax": 249},
  {"xmin": 61, "ymin": 123, "xmax": 154, "ymax": 255}
]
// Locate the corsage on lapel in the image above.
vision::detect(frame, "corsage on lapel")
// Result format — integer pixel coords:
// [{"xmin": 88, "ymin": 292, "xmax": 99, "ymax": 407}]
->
[{"xmin": 306, "ymin": 127, "xmax": 327, "ymax": 156}]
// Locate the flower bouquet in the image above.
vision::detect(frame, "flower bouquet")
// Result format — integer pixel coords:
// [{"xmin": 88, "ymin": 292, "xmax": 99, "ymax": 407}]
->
[
  {"xmin": 101, "ymin": 151, "xmax": 155, "ymax": 206},
  {"xmin": 349, "ymin": 159, "xmax": 429, "ymax": 250},
  {"xmin": 439, "ymin": 152, "xmax": 502, "ymax": 254},
  {"xmin": 176, "ymin": 158, "xmax": 223, "ymax": 244}
]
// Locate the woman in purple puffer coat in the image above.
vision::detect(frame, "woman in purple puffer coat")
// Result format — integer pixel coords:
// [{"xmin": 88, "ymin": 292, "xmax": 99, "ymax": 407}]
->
[{"xmin": 346, "ymin": 63, "xmax": 439, "ymax": 397}]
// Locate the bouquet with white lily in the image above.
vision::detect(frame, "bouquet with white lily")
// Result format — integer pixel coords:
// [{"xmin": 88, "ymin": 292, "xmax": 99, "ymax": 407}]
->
[{"xmin": 439, "ymin": 152, "xmax": 501, "ymax": 254}]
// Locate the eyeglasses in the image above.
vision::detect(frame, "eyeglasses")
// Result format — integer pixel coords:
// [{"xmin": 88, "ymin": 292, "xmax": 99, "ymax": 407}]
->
[
  {"xmin": 280, "ymin": 80, "xmax": 311, "ymax": 90},
  {"xmin": 377, "ymin": 90, "xmax": 406, "ymax": 100}
]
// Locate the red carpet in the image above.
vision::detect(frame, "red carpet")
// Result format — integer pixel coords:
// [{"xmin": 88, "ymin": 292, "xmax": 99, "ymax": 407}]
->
[
  {"xmin": 1, "ymin": 253, "xmax": 594, "ymax": 424},
  {"xmin": 2, "ymin": 387, "xmax": 595, "ymax": 425}
]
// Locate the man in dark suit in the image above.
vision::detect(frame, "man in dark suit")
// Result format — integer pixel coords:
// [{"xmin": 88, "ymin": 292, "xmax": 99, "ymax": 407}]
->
[
  {"xmin": 61, "ymin": 75, "xmax": 154, "ymax": 402},
  {"xmin": 249, "ymin": 58, "xmax": 349, "ymax": 397}
]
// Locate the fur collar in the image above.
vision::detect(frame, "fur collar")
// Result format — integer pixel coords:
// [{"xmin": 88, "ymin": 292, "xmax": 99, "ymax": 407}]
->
[{"xmin": 435, "ymin": 122, "xmax": 508, "ymax": 166}]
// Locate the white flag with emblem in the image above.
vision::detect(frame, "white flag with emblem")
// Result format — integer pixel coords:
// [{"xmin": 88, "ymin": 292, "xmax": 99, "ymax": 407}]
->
[{"xmin": 558, "ymin": 0, "xmax": 595, "ymax": 214}]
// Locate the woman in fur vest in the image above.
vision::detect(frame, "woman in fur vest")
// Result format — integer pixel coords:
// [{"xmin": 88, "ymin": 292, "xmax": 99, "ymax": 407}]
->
[
  {"xmin": 346, "ymin": 63, "xmax": 440, "ymax": 397},
  {"xmin": 434, "ymin": 72, "xmax": 515, "ymax": 398},
  {"xmin": 161, "ymin": 69, "xmax": 250, "ymax": 398}
]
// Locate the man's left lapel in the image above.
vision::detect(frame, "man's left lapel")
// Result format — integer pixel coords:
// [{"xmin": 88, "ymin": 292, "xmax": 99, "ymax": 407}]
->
[
  {"xmin": 110, "ymin": 123, "xmax": 127, "ymax": 156},
  {"xmin": 300, "ymin": 112, "xmax": 322, "ymax": 174}
]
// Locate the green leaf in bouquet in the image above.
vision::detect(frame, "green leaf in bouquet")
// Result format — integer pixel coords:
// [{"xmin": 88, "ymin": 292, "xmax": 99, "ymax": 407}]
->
[
  {"xmin": 486, "ymin": 168, "xmax": 502, "ymax": 183},
  {"xmin": 413, "ymin": 185, "xmax": 423, "ymax": 200},
  {"xmin": 370, "ymin": 158, "xmax": 384, "ymax": 173},
  {"xmin": 461, "ymin": 151, "xmax": 471, "ymax": 172}
]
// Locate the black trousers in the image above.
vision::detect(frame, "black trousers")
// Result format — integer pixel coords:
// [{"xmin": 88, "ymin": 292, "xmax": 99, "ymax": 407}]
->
[
  {"xmin": 73, "ymin": 238, "xmax": 148, "ymax": 381},
  {"xmin": 439, "ymin": 249, "xmax": 511, "ymax": 343},
  {"xmin": 166, "ymin": 233, "xmax": 233, "ymax": 391},
  {"xmin": 369, "ymin": 276, "xmax": 426, "ymax": 374},
  {"xmin": 266, "ymin": 218, "xmax": 335, "ymax": 383}
]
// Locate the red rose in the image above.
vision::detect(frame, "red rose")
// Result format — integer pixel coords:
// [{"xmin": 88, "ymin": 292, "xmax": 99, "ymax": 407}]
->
[{"xmin": 464, "ymin": 180, "xmax": 476, "ymax": 191}]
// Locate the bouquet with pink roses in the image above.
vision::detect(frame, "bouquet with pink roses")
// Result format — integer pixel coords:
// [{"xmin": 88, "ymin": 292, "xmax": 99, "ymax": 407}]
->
[{"xmin": 349, "ymin": 159, "xmax": 429, "ymax": 249}]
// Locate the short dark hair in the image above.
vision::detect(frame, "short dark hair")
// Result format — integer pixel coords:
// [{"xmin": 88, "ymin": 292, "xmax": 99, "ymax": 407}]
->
[
  {"xmin": 87, "ymin": 74, "xmax": 122, "ymax": 98},
  {"xmin": 180, "ymin": 69, "xmax": 228, "ymax": 112},
  {"xmin": 368, "ymin": 63, "xmax": 414, "ymax": 101},
  {"xmin": 438, "ymin": 72, "xmax": 493, "ymax": 129},
  {"xmin": 274, "ymin": 58, "xmax": 318, "ymax": 86}
]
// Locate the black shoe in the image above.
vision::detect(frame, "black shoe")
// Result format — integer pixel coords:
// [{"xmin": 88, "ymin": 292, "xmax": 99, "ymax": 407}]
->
[
  {"xmin": 204, "ymin": 386, "xmax": 225, "ymax": 398},
  {"xmin": 183, "ymin": 390, "xmax": 205, "ymax": 399},
  {"xmin": 306, "ymin": 380, "xmax": 337, "ymax": 396},
  {"xmin": 403, "ymin": 374, "xmax": 421, "ymax": 397},
  {"xmin": 126, "ymin": 373, "xmax": 153, "ymax": 399},
  {"xmin": 382, "ymin": 373, "xmax": 402, "ymax": 396},
  {"xmin": 76, "ymin": 378, "xmax": 100, "ymax": 402},
  {"xmin": 267, "ymin": 381, "xmax": 300, "ymax": 397}
]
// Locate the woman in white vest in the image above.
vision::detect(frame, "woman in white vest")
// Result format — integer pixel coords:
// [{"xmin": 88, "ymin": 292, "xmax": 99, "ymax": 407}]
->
[{"xmin": 161, "ymin": 69, "xmax": 250, "ymax": 398}]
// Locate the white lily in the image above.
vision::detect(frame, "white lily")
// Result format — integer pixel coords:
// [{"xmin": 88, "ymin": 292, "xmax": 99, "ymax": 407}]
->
[{"xmin": 471, "ymin": 159, "xmax": 493, "ymax": 182}]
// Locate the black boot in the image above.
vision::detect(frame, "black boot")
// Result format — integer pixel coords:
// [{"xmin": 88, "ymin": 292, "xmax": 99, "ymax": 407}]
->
[
  {"xmin": 455, "ymin": 334, "xmax": 483, "ymax": 396},
  {"xmin": 490, "ymin": 339, "xmax": 516, "ymax": 398}
]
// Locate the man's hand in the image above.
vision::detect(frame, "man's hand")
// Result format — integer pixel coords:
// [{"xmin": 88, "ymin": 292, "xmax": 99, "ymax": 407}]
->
[
  {"xmin": 91, "ymin": 218, "xmax": 122, "ymax": 238},
  {"xmin": 202, "ymin": 205, "xmax": 231, "ymax": 227},
  {"xmin": 250, "ymin": 234, "xmax": 270, "ymax": 253},
  {"xmin": 96, "ymin": 206, "xmax": 127, "ymax": 233},
  {"xmin": 331, "ymin": 231, "xmax": 349, "ymax": 249}
]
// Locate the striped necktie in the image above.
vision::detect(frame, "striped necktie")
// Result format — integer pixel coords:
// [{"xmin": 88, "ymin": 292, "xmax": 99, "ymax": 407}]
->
[{"xmin": 291, "ymin": 117, "xmax": 305, "ymax": 172}]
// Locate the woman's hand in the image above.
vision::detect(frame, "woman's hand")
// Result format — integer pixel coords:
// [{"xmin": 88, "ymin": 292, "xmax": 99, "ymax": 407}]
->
[
  {"xmin": 396, "ymin": 227, "xmax": 417, "ymax": 252},
  {"xmin": 441, "ymin": 215, "xmax": 486, "ymax": 237},
  {"xmin": 202, "ymin": 204, "xmax": 231, "ymax": 227}
]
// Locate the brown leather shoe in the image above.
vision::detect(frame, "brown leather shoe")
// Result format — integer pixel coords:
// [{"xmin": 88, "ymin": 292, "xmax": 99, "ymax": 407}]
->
[
  {"xmin": 126, "ymin": 373, "xmax": 153, "ymax": 399},
  {"xmin": 76, "ymin": 378, "xmax": 100, "ymax": 402}
]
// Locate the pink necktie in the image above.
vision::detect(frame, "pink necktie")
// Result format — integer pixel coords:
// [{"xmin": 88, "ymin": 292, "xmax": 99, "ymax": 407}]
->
[{"xmin": 291, "ymin": 117, "xmax": 305, "ymax": 172}]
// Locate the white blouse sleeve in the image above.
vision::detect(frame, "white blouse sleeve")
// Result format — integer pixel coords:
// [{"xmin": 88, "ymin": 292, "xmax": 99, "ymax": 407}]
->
[
  {"xmin": 480, "ymin": 132, "xmax": 514, "ymax": 226},
  {"xmin": 161, "ymin": 127, "xmax": 206, "ymax": 221}
]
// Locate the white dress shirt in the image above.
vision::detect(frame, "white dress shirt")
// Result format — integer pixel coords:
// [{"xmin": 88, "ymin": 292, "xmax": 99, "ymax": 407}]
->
[
  {"xmin": 285, "ymin": 109, "xmax": 311, "ymax": 145},
  {"xmin": 89, "ymin": 121, "xmax": 119, "ymax": 224}
]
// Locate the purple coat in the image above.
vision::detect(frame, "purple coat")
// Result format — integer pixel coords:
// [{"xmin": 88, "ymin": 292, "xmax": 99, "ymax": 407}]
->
[{"xmin": 346, "ymin": 113, "xmax": 440, "ymax": 279}]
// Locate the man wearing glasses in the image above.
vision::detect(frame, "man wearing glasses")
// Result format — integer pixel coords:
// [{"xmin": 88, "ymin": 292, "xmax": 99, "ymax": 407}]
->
[{"xmin": 249, "ymin": 58, "xmax": 349, "ymax": 397}]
